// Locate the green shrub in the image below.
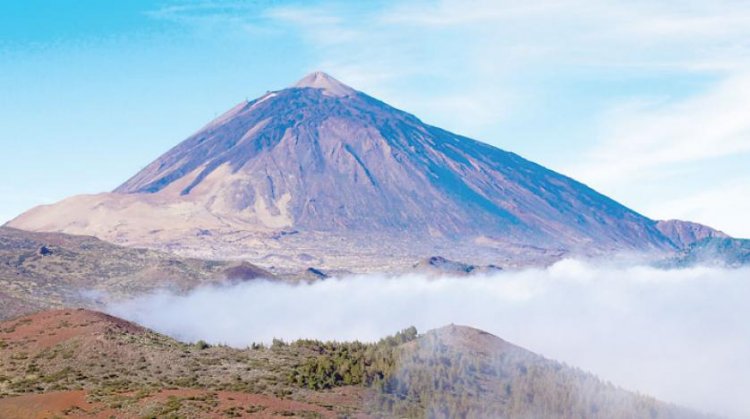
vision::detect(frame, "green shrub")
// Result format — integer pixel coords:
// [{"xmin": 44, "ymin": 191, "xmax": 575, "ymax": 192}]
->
[{"xmin": 288, "ymin": 327, "xmax": 418, "ymax": 390}]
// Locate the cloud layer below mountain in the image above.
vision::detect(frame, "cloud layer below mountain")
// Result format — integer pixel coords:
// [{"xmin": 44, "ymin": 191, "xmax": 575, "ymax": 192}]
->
[{"xmin": 108, "ymin": 260, "xmax": 749, "ymax": 418}]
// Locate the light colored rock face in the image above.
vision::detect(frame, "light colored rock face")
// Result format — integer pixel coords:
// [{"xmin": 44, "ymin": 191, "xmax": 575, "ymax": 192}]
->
[
  {"xmin": 656, "ymin": 219, "xmax": 729, "ymax": 248},
  {"xmin": 9, "ymin": 72, "xmax": 677, "ymax": 267}
]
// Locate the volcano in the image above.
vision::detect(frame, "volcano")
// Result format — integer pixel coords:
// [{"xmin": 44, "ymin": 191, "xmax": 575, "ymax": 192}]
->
[{"xmin": 9, "ymin": 72, "xmax": 708, "ymax": 269}]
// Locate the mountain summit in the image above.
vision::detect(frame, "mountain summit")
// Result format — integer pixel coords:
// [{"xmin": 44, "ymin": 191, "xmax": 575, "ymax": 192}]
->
[
  {"xmin": 293, "ymin": 71, "xmax": 356, "ymax": 97},
  {"xmin": 9, "ymin": 72, "xmax": 700, "ymax": 268}
]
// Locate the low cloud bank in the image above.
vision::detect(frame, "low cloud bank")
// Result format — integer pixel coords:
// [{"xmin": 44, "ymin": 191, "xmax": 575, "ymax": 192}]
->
[{"xmin": 107, "ymin": 260, "xmax": 750, "ymax": 418}]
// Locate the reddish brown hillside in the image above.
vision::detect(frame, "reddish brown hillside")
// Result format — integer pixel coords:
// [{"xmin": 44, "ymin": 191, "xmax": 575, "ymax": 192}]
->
[{"xmin": 0, "ymin": 309, "xmax": 363, "ymax": 418}]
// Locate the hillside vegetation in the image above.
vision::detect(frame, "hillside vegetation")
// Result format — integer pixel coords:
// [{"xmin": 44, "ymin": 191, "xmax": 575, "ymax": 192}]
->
[{"xmin": 0, "ymin": 310, "xmax": 712, "ymax": 418}]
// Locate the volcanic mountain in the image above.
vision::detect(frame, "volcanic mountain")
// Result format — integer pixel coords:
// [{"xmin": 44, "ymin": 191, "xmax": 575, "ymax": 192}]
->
[{"xmin": 8, "ymin": 72, "xmax": 715, "ymax": 269}]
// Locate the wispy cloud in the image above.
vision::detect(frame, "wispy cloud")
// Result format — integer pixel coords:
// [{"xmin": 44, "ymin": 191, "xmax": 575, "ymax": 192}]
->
[
  {"xmin": 647, "ymin": 177, "xmax": 750, "ymax": 238},
  {"xmin": 275, "ymin": 1, "xmax": 750, "ymax": 76},
  {"xmin": 570, "ymin": 74, "xmax": 750, "ymax": 187},
  {"xmin": 145, "ymin": 1, "xmax": 279, "ymax": 34},
  {"xmin": 259, "ymin": 0, "xmax": 750, "ymax": 133}
]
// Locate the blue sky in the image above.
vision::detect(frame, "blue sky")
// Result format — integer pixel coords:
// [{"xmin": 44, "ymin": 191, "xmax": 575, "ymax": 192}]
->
[{"xmin": 1, "ymin": 0, "xmax": 749, "ymax": 236}]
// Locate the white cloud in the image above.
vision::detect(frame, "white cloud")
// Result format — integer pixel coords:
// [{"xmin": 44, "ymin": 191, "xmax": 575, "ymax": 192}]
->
[
  {"xmin": 273, "ymin": 0, "xmax": 750, "ymax": 77},
  {"xmin": 265, "ymin": 6, "xmax": 361, "ymax": 45},
  {"xmin": 109, "ymin": 260, "xmax": 750, "ymax": 418},
  {"xmin": 570, "ymin": 74, "xmax": 750, "ymax": 183},
  {"xmin": 563, "ymin": 73, "xmax": 750, "ymax": 235},
  {"xmin": 647, "ymin": 177, "xmax": 750, "ymax": 238}
]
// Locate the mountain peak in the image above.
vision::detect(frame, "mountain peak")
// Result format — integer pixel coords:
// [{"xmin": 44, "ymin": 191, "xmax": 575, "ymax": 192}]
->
[
  {"xmin": 10, "ymin": 71, "xmax": 680, "ymax": 265},
  {"xmin": 293, "ymin": 71, "xmax": 355, "ymax": 97}
]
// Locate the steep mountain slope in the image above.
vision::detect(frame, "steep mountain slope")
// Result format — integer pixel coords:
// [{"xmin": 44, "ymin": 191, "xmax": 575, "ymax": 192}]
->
[
  {"xmin": 0, "ymin": 310, "xmax": 711, "ymax": 418},
  {"xmin": 9, "ymin": 72, "xmax": 679, "ymax": 268}
]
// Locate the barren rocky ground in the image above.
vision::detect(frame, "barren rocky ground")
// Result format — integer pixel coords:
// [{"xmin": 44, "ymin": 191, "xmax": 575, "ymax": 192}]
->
[{"xmin": 0, "ymin": 227, "xmax": 277, "ymax": 320}]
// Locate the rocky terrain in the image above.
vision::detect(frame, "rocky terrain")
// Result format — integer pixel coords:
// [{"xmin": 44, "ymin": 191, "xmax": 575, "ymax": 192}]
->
[
  {"xmin": 411, "ymin": 255, "xmax": 503, "ymax": 276},
  {"xmin": 668, "ymin": 236, "xmax": 750, "ymax": 268},
  {"xmin": 655, "ymin": 220, "xmax": 729, "ymax": 249},
  {"xmin": 0, "ymin": 227, "xmax": 277, "ymax": 320},
  {"xmin": 8, "ymin": 72, "xmax": 728, "ymax": 271},
  {"xmin": 0, "ymin": 309, "xmax": 711, "ymax": 418}
]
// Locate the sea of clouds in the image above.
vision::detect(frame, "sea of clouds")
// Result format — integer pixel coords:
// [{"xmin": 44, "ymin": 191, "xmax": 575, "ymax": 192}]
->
[{"xmin": 107, "ymin": 259, "xmax": 750, "ymax": 418}]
